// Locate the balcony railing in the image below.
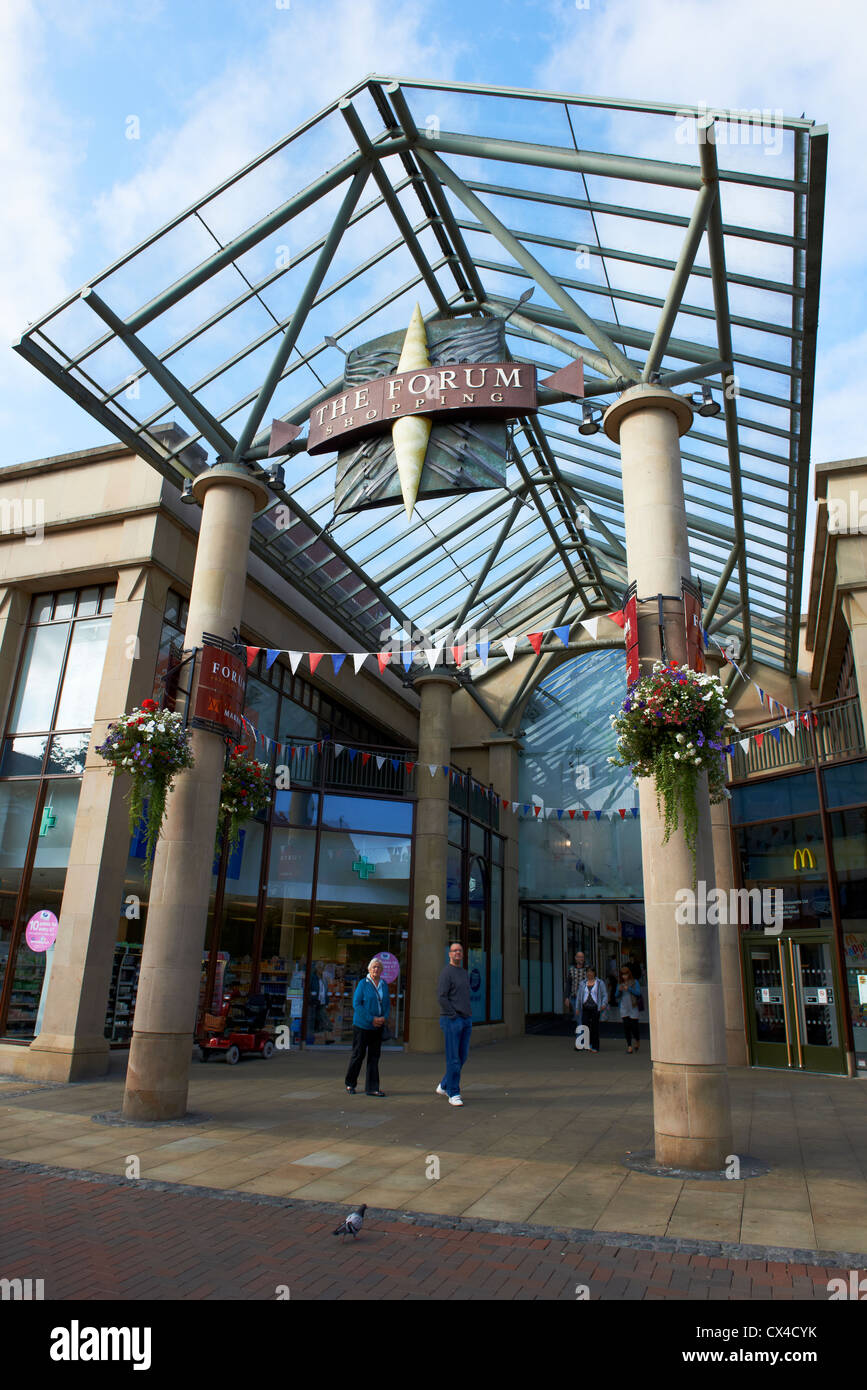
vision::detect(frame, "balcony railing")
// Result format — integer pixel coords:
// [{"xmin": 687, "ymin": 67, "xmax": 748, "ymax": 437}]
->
[
  {"xmin": 284, "ymin": 740, "xmax": 417, "ymax": 796},
  {"xmin": 727, "ymin": 695, "xmax": 864, "ymax": 783}
]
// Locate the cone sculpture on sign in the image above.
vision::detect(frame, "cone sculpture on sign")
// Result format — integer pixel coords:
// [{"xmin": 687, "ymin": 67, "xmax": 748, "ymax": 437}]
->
[{"xmin": 392, "ymin": 303, "xmax": 432, "ymax": 519}]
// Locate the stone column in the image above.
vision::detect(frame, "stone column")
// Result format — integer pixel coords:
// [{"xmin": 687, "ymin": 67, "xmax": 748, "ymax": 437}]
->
[
  {"xmin": 407, "ymin": 672, "xmax": 457, "ymax": 1052},
  {"xmin": 23, "ymin": 566, "xmax": 170, "ymax": 1081},
  {"xmin": 703, "ymin": 649, "xmax": 748, "ymax": 1066},
  {"xmin": 603, "ymin": 384, "xmax": 733, "ymax": 1170},
  {"xmin": 486, "ymin": 734, "xmax": 524, "ymax": 1036},
  {"xmin": 122, "ymin": 464, "xmax": 268, "ymax": 1120}
]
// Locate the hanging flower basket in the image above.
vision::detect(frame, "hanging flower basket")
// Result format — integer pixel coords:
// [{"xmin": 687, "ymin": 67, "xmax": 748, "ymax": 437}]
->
[
  {"xmin": 608, "ymin": 661, "xmax": 737, "ymax": 874},
  {"xmin": 217, "ymin": 744, "xmax": 271, "ymax": 860},
  {"xmin": 96, "ymin": 698, "xmax": 195, "ymax": 876}
]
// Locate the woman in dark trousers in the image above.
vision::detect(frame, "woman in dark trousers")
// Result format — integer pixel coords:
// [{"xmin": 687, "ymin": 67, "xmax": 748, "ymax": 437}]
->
[
  {"xmin": 615, "ymin": 966, "xmax": 642, "ymax": 1053},
  {"xmin": 577, "ymin": 967, "xmax": 607, "ymax": 1052},
  {"xmin": 345, "ymin": 957, "xmax": 389, "ymax": 1096}
]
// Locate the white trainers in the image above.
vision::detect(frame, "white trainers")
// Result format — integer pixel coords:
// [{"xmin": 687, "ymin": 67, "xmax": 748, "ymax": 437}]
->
[
  {"xmin": 435, "ymin": 1084, "xmax": 448, "ymax": 1097},
  {"xmin": 448, "ymin": 1095, "xmax": 463, "ymax": 1106}
]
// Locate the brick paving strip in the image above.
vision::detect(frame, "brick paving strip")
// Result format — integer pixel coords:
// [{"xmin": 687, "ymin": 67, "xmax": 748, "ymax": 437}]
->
[{"xmin": 1, "ymin": 1159, "xmax": 863, "ymax": 1301}]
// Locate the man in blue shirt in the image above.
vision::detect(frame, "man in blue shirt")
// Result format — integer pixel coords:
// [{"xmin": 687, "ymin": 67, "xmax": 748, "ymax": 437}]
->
[{"xmin": 345, "ymin": 956, "xmax": 389, "ymax": 1096}]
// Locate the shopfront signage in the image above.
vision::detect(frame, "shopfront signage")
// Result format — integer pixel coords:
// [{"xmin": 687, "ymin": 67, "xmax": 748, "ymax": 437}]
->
[
  {"xmin": 192, "ymin": 643, "xmax": 247, "ymax": 741},
  {"xmin": 25, "ymin": 909, "xmax": 58, "ymax": 952},
  {"xmin": 376, "ymin": 951, "xmax": 400, "ymax": 984},
  {"xmin": 793, "ymin": 848, "xmax": 816, "ymax": 871},
  {"xmin": 311, "ymin": 308, "xmax": 546, "ymax": 520},
  {"xmin": 308, "ymin": 362, "xmax": 536, "ymax": 454}
]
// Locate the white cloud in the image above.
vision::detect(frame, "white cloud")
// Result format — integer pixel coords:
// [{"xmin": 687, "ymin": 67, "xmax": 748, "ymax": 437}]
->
[
  {"xmin": 92, "ymin": 2, "xmax": 462, "ymax": 254},
  {"xmin": 537, "ymin": 0, "xmax": 863, "ymax": 272},
  {"xmin": 0, "ymin": 2, "xmax": 82, "ymax": 344}
]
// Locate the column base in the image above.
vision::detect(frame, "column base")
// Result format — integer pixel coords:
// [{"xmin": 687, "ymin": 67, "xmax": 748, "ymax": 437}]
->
[
  {"xmin": 2, "ymin": 1034, "xmax": 111, "ymax": 1083},
  {"xmin": 652, "ymin": 1060, "xmax": 733, "ymax": 1172},
  {"xmin": 122, "ymin": 1032, "xmax": 193, "ymax": 1121}
]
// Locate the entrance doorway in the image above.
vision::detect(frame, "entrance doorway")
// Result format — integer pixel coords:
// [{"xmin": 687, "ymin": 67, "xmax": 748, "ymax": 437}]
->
[{"xmin": 742, "ymin": 934, "xmax": 847, "ymax": 1074}]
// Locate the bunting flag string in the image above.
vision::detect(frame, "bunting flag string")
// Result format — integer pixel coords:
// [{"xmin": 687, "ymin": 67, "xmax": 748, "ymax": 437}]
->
[
  {"xmin": 239, "ymin": 615, "xmax": 635, "ymax": 683},
  {"xmin": 236, "ymin": 716, "xmax": 643, "ymax": 822},
  {"xmin": 705, "ymin": 631, "xmax": 819, "ymax": 734}
]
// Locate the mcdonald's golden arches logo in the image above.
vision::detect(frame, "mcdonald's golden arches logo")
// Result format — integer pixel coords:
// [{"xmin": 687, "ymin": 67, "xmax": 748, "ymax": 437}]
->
[{"xmin": 793, "ymin": 847, "xmax": 816, "ymax": 871}]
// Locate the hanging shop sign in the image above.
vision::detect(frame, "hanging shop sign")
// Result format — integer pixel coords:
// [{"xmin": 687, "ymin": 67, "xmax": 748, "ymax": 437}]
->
[
  {"xmin": 683, "ymin": 582, "xmax": 705, "ymax": 673},
  {"xmin": 192, "ymin": 641, "xmax": 247, "ymax": 741},
  {"xmin": 624, "ymin": 590, "xmax": 639, "ymax": 686},
  {"xmin": 310, "ymin": 307, "xmax": 540, "ymax": 519}
]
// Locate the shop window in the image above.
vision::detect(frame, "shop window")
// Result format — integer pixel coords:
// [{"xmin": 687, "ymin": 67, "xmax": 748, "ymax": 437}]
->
[
  {"xmin": 8, "ymin": 625, "xmax": 68, "ymax": 733},
  {"xmin": 830, "ymin": 807, "xmax": 867, "ymax": 929},
  {"xmin": 0, "ymin": 586, "xmax": 112, "ymax": 1037},
  {"xmin": 54, "ymin": 619, "xmax": 111, "ymax": 729},
  {"xmin": 320, "ymin": 795, "xmax": 412, "ymax": 835},
  {"xmin": 730, "ymin": 772, "xmax": 818, "ymax": 824},
  {"xmin": 244, "ymin": 676, "xmax": 279, "ymax": 745},
  {"xmin": 822, "ymin": 760, "xmax": 867, "ymax": 811},
  {"xmin": 734, "ymin": 813, "xmax": 830, "ymax": 929}
]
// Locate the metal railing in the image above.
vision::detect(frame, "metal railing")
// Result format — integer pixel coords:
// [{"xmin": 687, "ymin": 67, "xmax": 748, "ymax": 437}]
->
[
  {"xmin": 727, "ymin": 695, "xmax": 864, "ymax": 783},
  {"xmin": 282, "ymin": 739, "xmax": 417, "ymax": 797}
]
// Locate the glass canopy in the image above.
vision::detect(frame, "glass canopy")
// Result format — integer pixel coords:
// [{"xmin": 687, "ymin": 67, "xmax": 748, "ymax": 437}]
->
[{"xmin": 14, "ymin": 76, "xmax": 826, "ymax": 701}]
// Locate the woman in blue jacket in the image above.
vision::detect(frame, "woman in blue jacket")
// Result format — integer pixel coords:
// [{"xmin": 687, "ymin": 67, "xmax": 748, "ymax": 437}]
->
[
  {"xmin": 615, "ymin": 966, "xmax": 642, "ymax": 1053},
  {"xmin": 345, "ymin": 956, "xmax": 390, "ymax": 1096}
]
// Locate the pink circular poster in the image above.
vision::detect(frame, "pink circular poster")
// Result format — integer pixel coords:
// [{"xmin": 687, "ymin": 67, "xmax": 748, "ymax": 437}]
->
[
  {"xmin": 25, "ymin": 910, "xmax": 58, "ymax": 952},
  {"xmin": 376, "ymin": 951, "xmax": 400, "ymax": 984}
]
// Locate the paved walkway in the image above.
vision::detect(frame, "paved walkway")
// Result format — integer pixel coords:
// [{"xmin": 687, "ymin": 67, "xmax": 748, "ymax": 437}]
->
[
  {"xmin": 0, "ymin": 1162, "xmax": 854, "ymax": 1301},
  {"xmin": 1, "ymin": 1037, "xmax": 866, "ymax": 1258}
]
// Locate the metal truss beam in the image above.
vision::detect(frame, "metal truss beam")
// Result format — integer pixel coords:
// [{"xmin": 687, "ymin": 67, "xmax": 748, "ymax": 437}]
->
[{"xmin": 416, "ymin": 147, "xmax": 640, "ymax": 381}]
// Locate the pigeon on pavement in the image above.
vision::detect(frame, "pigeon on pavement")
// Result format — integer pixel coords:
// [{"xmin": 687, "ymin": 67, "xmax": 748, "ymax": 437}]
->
[{"xmin": 332, "ymin": 1204, "xmax": 367, "ymax": 1239}]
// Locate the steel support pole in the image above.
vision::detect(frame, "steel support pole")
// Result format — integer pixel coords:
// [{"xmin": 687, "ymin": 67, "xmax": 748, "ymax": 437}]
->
[
  {"xmin": 702, "ymin": 543, "xmax": 741, "ymax": 628},
  {"xmin": 698, "ymin": 121, "xmax": 753, "ymax": 667},
  {"xmin": 416, "ymin": 147, "xmax": 641, "ymax": 382},
  {"xmin": 643, "ymin": 182, "xmax": 717, "ymax": 380},
  {"xmin": 340, "ymin": 100, "xmax": 451, "ymax": 315},
  {"xmin": 80, "ymin": 289, "xmax": 237, "ymax": 458},
  {"xmin": 233, "ymin": 168, "xmax": 369, "ymax": 458}
]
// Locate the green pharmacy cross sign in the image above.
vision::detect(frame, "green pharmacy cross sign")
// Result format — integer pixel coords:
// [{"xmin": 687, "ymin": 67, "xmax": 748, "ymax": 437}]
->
[
  {"xmin": 352, "ymin": 855, "xmax": 376, "ymax": 881},
  {"xmin": 39, "ymin": 806, "xmax": 57, "ymax": 836}
]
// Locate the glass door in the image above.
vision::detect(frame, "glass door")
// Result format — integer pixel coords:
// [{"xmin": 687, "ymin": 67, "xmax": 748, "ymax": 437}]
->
[
  {"xmin": 788, "ymin": 939, "xmax": 846, "ymax": 1075},
  {"xmin": 743, "ymin": 939, "xmax": 791, "ymax": 1069},
  {"xmin": 743, "ymin": 935, "xmax": 847, "ymax": 1075}
]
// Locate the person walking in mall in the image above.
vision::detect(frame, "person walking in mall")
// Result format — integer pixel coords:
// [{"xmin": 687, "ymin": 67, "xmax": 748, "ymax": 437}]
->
[
  {"xmin": 615, "ymin": 965, "xmax": 642, "ymax": 1054},
  {"xmin": 577, "ymin": 966, "xmax": 607, "ymax": 1052},
  {"xmin": 345, "ymin": 956, "xmax": 389, "ymax": 1096},
  {"xmin": 436, "ymin": 941, "xmax": 472, "ymax": 1106},
  {"xmin": 567, "ymin": 949, "xmax": 587, "ymax": 1027}
]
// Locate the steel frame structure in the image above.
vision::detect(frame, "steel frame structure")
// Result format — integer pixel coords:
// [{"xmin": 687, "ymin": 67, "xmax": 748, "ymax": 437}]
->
[{"xmin": 14, "ymin": 76, "xmax": 826, "ymax": 687}]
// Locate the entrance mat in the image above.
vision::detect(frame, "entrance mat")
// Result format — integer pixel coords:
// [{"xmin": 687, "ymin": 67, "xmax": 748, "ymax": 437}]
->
[
  {"xmin": 2, "ymin": 1156, "xmax": 864, "ymax": 1268},
  {"xmin": 624, "ymin": 1150, "xmax": 771, "ymax": 1181}
]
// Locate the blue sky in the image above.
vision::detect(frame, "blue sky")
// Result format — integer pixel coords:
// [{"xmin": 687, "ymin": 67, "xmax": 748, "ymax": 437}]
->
[{"xmin": 2, "ymin": 0, "xmax": 863, "ymax": 488}]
